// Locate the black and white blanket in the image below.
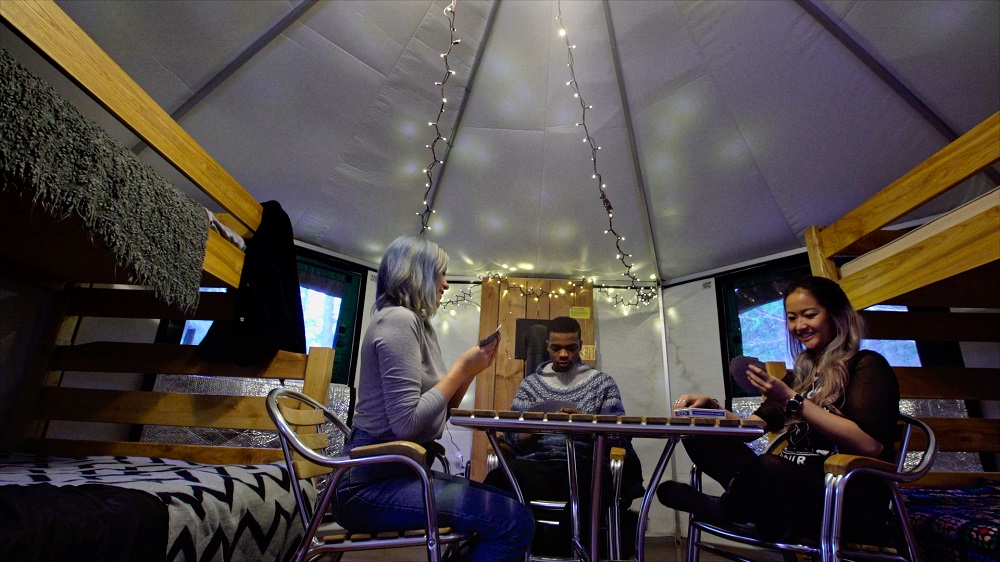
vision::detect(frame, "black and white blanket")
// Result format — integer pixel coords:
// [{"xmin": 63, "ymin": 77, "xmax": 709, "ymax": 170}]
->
[{"xmin": 0, "ymin": 452, "xmax": 313, "ymax": 562}]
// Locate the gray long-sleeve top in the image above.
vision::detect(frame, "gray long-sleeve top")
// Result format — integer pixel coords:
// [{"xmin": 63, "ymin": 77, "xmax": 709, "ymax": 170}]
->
[{"xmin": 351, "ymin": 306, "xmax": 449, "ymax": 444}]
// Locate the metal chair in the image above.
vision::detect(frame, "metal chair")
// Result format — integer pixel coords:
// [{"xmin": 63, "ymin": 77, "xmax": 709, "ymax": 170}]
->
[
  {"xmin": 491, "ymin": 324, "xmax": 642, "ymax": 560},
  {"xmin": 266, "ymin": 387, "xmax": 470, "ymax": 562},
  {"xmin": 487, "ymin": 441, "xmax": 638, "ymax": 561},
  {"xmin": 685, "ymin": 413, "xmax": 938, "ymax": 562}
]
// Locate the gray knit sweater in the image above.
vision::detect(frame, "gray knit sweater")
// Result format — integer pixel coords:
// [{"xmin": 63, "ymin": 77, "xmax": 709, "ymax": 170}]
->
[{"xmin": 504, "ymin": 361, "xmax": 628, "ymax": 462}]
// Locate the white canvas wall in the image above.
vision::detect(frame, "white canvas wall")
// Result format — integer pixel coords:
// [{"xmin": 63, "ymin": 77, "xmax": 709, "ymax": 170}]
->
[{"xmin": 659, "ymin": 278, "xmax": 727, "ymax": 537}]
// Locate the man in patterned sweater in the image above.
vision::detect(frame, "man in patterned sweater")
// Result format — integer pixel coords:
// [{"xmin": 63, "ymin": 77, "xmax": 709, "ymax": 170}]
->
[{"xmin": 483, "ymin": 316, "xmax": 644, "ymax": 557}]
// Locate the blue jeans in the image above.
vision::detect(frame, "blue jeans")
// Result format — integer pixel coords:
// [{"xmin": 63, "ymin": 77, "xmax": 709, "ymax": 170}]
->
[{"xmin": 334, "ymin": 469, "xmax": 534, "ymax": 562}]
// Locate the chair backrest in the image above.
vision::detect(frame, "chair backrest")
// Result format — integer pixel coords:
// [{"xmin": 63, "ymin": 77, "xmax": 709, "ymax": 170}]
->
[
  {"xmin": 524, "ymin": 323, "xmax": 549, "ymax": 377},
  {"xmin": 266, "ymin": 387, "xmax": 351, "ymax": 528},
  {"xmin": 266, "ymin": 387, "xmax": 461, "ymax": 562},
  {"xmin": 894, "ymin": 414, "xmax": 938, "ymax": 482}
]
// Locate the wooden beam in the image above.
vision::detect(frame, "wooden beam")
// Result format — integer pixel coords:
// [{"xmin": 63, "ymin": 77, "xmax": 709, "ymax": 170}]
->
[
  {"xmin": 36, "ymin": 387, "xmax": 277, "ymax": 430},
  {"xmin": 880, "ymin": 261, "xmax": 999, "ymax": 309},
  {"xmin": 804, "ymin": 226, "xmax": 839, "ymax": 280},
  {"xmin": 839, "ymin": 188, "xmax": 1000, "ymax": 309},
  {"xmin": 0, "ymin": 0, "xmax": 263, "ymax": 232},
  {"xmin": 49, "ymin": 343, "xmax": 310, "ymax": 379},
  {"xmin": 816, "ymin": 111, "xmax": 999, "ymax": 258},
  {"xmin": 895, "ymin": 367, "xmax": 1000, "ymax": 400},
  {"xmin": 301, "ymin": 346, "xmax": 334, "ymax": 407},
  {"xmin": 471, "ymin": 277, "xmax": 501, "ymax": 482},
  {"xmin": 861, "ymin": 310, "xmax": 1000, "ymax": 342},
  {"xmin": 203, "ymin": 229, "xmax": 245, "ymax": 289},
  {"xmin": 918, "ymin": 418, "xmax": 1000, "ymax": 453}
]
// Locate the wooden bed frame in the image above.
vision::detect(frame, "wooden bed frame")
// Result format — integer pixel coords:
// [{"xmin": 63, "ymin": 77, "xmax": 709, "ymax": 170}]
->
[
  {"xmin": 1, "ymin": 0, "xmax": 254, "ymax": 290},
  {"xmin": 1, "ymin": 0, "xmax": 332, "ymax": 465},
  {"xmin": 805, "ymin": 111, "xmax": 1000, "ymax": 486}
]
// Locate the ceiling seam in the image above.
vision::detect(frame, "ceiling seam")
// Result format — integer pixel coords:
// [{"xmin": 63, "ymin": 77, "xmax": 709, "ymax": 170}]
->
[
  {"xmin": 421, "ymin": 0, "xmax": 503, "ymax": 223},
  {"xmin": 795, "ymin": 0, "xmax": 1000, "ymax": 187},
  {"xmin": 602, "ymin": 0, "xmax": 661, "ymax": 286},
  {"xmin": 130, "ymin": 0, "xmax": 321, "ymax": 154},
  {"xmin": 795, "ymin": 0, "xmax": 959, "ymax": 142},
  {"xmin": 536, "ymin": 0, "xmax": 555, "ymax": 272}
]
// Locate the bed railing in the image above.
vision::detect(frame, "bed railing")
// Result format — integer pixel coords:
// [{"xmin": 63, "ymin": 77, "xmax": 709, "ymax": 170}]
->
[
  {"xmin": 1, "ymin": 0, "xmax": 260, "ymax": 289},
  {"xmin": 805, "ymin": 112, "xmax": 999, "ymax": 310}
]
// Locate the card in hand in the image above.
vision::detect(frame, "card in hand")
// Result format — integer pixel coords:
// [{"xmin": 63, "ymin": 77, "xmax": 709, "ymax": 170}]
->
[
  {"xmin": 729, "ymin": 355, "xmax": 765, "ymax": 392},
  {"xmin": 479, "ymin": 324, "xmax": 502, "ymax": 347}
]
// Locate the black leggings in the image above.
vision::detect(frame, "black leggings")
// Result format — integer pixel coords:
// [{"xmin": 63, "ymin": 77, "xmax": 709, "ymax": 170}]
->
[{"xmin": 683, "ymin": 436, "xmax": 890, "ymax": 542}]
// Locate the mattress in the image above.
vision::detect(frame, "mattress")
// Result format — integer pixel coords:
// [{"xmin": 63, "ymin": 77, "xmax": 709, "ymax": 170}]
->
[{"xmin": 0, "ymin": 452, "xmax": 314, "ymax": 562}]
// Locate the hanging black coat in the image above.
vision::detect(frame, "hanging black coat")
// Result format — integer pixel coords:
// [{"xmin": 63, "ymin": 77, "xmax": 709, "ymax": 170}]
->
[{"xmin": 198, "ymin": 201, "xmax": 306, "ymax": 365}]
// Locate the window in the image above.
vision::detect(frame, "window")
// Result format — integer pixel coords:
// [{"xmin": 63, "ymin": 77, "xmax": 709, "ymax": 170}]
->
[
  {"xmin": 717, "ymin": 256, "xmax": 921, "ymax": 401},
  {"xmin": 160, "ymin": 248, "xmax": 366, "ymax": 386}
]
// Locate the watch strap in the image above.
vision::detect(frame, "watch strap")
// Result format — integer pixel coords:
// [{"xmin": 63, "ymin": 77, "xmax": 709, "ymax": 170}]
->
[{"xmin": 784, "ymin": 393, "xmax": 805, "ymax": 416}]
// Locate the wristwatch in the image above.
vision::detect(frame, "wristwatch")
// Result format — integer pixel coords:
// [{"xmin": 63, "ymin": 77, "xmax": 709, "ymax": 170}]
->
[{"xmin": 784, "ymin": 393, "xmax": 805, "ymax": 417}]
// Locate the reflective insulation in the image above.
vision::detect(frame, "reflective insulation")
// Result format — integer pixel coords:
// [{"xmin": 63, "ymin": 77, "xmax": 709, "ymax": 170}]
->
[{"xmin": 141, "ymin": 375, "xmax": 352, "ymax": 456}]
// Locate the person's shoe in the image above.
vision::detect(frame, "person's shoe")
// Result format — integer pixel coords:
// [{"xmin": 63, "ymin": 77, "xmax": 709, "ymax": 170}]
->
[{"xmin": 655, "ymin": 481, "xmax": 725, "ymax": 520}]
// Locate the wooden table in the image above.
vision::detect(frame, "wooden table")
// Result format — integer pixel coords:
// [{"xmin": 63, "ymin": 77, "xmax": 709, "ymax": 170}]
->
[{"xmin": 449, "ymin": 409, "xmax": 765, "ymax": 562}]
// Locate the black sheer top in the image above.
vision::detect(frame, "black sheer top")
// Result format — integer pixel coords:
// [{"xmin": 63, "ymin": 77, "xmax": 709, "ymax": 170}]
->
[{"xmin": 755, "ymin": 350, "xmax": 900, "ymax": 464}]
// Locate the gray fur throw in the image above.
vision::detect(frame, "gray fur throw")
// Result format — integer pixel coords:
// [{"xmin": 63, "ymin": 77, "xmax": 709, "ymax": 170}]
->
[{"xmin": 1, "ymin": 47, "xmax": 206, "ymax": 313}]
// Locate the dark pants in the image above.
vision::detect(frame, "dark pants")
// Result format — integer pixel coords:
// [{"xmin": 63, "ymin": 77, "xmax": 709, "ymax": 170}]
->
[
  {"xmin": 684, "ymin": 436, "xmax": 892, "ymax": 542},
  {"xmin": 483, "ymin": 456, "xmax": 619, "ymax": 558}
]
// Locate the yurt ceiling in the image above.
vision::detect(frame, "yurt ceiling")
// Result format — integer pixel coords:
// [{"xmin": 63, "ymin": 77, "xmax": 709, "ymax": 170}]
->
[{"xmin": 4, "ymin": 0, "xmax": 998, "ymax": 289}]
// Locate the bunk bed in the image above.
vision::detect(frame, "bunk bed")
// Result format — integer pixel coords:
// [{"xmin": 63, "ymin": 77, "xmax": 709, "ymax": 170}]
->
[
  {"xmin": 1, "ymin": 1, "xmax": 333, "ymax": 560},
  {"xmin": 805, "ymin": 111, "xmax": 999, "ymax": 562}
]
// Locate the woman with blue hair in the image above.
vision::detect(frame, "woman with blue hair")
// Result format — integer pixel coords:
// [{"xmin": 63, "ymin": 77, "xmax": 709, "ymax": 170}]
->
[{"xmin": 334, "ymin": 234, "xmax": 534, "ymax": 562}]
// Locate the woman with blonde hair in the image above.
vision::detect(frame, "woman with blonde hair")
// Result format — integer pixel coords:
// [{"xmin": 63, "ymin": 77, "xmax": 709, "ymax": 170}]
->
[
  {"xmin": 334, "ymin": 234, "xmax": 534, "ymax": 561},
  {"xmin": 659, "ymin": 275, "xmax": 899, "ymax": 542}
]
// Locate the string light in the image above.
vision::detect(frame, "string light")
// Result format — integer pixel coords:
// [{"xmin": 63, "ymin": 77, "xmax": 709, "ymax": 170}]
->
[
  {"xmin": 439, "ymin": 286, "xmax": 479, "ymax": 310},
  {"xmin": 417, "ymin": 0, "xmax": 461, "ymax": 233},
  {"xmin": 555, "ymin": 1, "xmax": 656, "ymax": 308},
  {"xmin": 477, "ymin": 272, "xmax": 592, "ymax": 301}
]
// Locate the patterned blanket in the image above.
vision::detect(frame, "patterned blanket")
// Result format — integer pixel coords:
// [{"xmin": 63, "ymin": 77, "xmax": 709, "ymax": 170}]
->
[
  {"xmin": 0, "ymin": 452, "xmax": 314, "ymax": 562},
  {"xmin": 903, "ymin": 479, "xmax": 999, "ymax": 562}
]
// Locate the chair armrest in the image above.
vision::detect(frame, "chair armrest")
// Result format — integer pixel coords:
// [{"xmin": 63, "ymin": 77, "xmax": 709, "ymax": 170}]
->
[
  {"xmin": 350, "ymin": 441, "xmax": 429, "ymax": 467},
  {"xmin": 824, "ymin": 453, "xmax": 896, "ymax": 477}
]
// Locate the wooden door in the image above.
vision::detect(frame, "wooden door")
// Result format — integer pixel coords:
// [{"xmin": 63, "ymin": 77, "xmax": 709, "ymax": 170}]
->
[{"xmin": 468, "ymin": 277, "xmax": 594, "ymax": 480}]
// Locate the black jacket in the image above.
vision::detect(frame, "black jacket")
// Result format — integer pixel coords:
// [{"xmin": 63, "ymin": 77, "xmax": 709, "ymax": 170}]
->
[{"xmin": 198, "ymin": 201, "xmax": 306, "ymax": 365}]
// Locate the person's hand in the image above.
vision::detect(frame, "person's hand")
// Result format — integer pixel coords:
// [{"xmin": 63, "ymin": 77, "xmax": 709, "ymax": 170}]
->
[
  {"xmin": 746, "ymin": 363, "xmax": 795, "ymax": 403},
  {"xmin": 673, "ymin": 394, "xmax": 719, "ymax": 409},
  {"xmin": 456, "ymin": 335, "xmax": 500, "ymax": 377},
  {"xmin": 559, "ymin": 407, "xmax": 581, "ymax": 415}
]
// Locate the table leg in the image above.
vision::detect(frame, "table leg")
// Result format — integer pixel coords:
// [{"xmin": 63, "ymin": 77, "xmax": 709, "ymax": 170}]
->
[
  {"xmin": 565, "ymin": 434, "xmax": 588, "ymax": 561},
  {"xmin": 635, "ymin": 436, "xmax": 678, "ymax": 562},
  {"xmin": 484, "ymin": 430, "xmax": 525, "ymax": 504},
  {"xmin": 590, "ymin": 435, "xmax": 607, "ymax": 561}
]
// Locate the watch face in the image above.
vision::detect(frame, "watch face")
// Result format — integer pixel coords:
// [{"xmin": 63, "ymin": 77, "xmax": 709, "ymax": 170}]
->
[{"xmin": 785, "ymin": 394, "xmax": 804, "ymax": 414}]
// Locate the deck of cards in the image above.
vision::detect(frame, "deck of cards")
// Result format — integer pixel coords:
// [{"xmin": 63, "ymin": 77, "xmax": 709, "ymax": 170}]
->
[{"xmin": 673, "ymin": 407, "xmax": 728, "ymax": 418}]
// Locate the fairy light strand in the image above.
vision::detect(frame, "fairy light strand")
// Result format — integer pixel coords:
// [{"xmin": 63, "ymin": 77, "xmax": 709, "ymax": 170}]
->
[
  {"xmin": 477, "ymin": 272, "xmax": 591, "ymax": 302},
  {"xmin": 439, "ymin": 286, "xmax": 479, "ymax": 310},
  {"xmin": 555, "ymin": 1, "xmax": 656, "ymax": 307},
  {"xmin": 418, "ymin": 0, "xmax": 461, "ymax": 233},
  {"xmin": 439, "ymin": 273, "xmax": 653, "ymax": 312}
]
